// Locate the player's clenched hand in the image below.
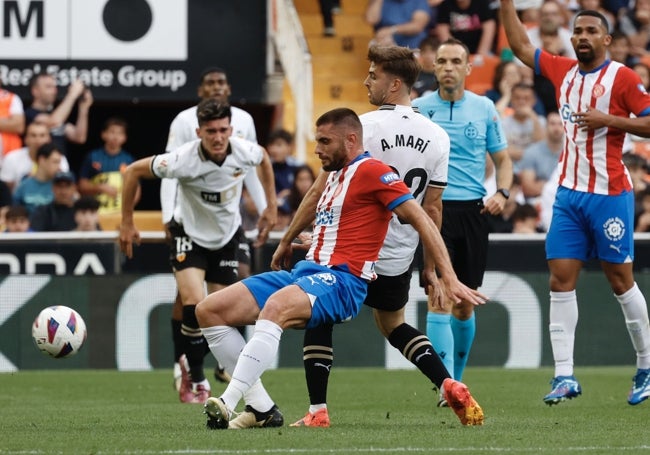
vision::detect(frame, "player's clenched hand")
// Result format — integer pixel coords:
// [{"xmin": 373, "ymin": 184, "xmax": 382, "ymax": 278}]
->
[
  {"xmin": 119, "ymin": 223, "xmax": 140, "ymax": 259},
  {"xmin": 254, "ymin": 206, "xmax": 277, "ymax": 247}
]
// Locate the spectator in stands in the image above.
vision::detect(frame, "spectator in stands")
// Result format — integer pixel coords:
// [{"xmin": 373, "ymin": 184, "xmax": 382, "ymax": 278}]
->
[
  {"xmin": 30, "ymin": 171, "xmax": 77, "ymax": 232},
  {"xmin": 609, "ymin": 31, "xmax": 637, "ymax": 67},
  {"xmin": 501, "ymin": 82, "xmax": 547, "ymax": 174},
  {"xmin": 511, "ymin": 203, "xmax": 542, "ymax": 233},
  {"xmin": 618, "ymin": 0, "xmax": 650, "ymax": 61},
  {"xmin": 411, "ymin": 36, "xmax": 439, "ymax": 99},
  {"xmin": 0, "ymin": 82, "xmax": 25, "ymax": 157},
  {"xmin": 435, "ymin": 0, "xmax": 497, "ymax": 56},
  {"xmin": 78, "ymin": 117, "xmax": 138, "ymax": 215},
  {"xmin": 0, "ymin": 122, "xmax": 69, "ymax": 191},
  {"xmin": 13, "ymin": 143, "xmax": 63, "ymax": 214},
  {"xmin": 624, "ymin": 153, "xmax": 650, "ymax": 200},
  {"xmin": 318, "ymin": 0, "xmax": 339, "ymax": 36},
  {"xmin": 275, "ymin": 164, "xmax": 317, "ymax": 231},
  {"xmin": 25, "ymin": 73, "xmax": 93, "ymax": 156},
  {"xmin": 4, "ymin": 205, "xmax": 31, "ymax": 232},
  {"xmin": 365, "ymin": 0, "xmax": 431, "ymax": 48},
  {"xmin": 267, "ymin": 129, "xmax": 302, "ymax": 217},
  {"xmin": 73, "ymin": 196, "xmax": 101, "ymax": 232},
  {"xmin": 526, "ymin": 0, "xmax": 576, "ymax": 59},
  {"xmin": 635, "ymin": 186, "xmax": 650, "ymax": 232},
  {"xmin": 518, "ymin": 111, "xmax": 563, "ymax": 202},
  {"xmin": 0, "ymin": 180, "xmax": 11, "ymax": 231},
  {"xmin": 486, "ymin": 60, "xmax": 545, "ymax": 117}
]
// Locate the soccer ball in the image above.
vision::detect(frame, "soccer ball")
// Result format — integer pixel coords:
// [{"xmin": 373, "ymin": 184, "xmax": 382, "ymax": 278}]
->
[{"xmin": 32, "ymin": 306, "xmax": 87, "ymax": 358}]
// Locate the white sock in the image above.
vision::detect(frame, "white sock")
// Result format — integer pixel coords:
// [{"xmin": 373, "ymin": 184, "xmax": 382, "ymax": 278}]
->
[
  {"xmin": 549, "ymin": 290, "xmax": 578, "ymax": 377},
  {"xmin": 220, "ymin": 319, "xmax": 283, "ymax": 411},
  {"xmin": 615, "ymin": 283, "xmax": 650, "ymax": 369},
  {"xmin": 244, "ymin": 379, "xmax": 275, "ymax": 413},
  {"xmin": 201, "ymin": 325, "xmax": 245, "ymax": 377},
  {"xmin": 309, "ymin": 404, "xmax": 327, "ymax": 414}
]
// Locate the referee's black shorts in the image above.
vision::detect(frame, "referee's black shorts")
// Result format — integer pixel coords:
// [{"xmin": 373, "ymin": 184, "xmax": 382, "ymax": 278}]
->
[{"xmin": 441, "ymin": 199, "xmax": 489, "ymax": 289}]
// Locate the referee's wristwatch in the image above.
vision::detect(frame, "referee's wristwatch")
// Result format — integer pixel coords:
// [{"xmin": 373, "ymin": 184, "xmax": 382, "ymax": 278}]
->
[{"xmin": 496, "ymin": 188, "xmax": 510, "ymax": 199}]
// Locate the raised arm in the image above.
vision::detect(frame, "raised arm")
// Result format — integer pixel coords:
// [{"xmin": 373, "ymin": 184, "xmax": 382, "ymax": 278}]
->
[
  {"xmin": 499, "ymin": 0, "xmax": 537, "ymax": 68},
  {"xmin": 64, "ymin": 89, "xmax": 93, "ymax": 144}
]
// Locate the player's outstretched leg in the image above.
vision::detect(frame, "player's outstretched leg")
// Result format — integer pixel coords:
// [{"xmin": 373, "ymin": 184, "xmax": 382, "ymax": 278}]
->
[{"xmin": 442, "ymin": 378, "xmax": 484, "ymax": 426}]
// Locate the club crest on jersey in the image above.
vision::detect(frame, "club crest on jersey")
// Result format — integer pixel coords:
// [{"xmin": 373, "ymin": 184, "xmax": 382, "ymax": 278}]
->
[
  {"xmin": 176, "ymin": 252, "xmax": 186, "ymax": 262},
  {"xmin": 464, "ymin": 124, "xmax": 478, "ymax": 139},
  {"xmin": 603, "ymin": 217, "xmax": 625, "ymax": 241},
  {"xmin": 380, "ymin": 172, "xmax": 400, "ymax": 184},
  {"xmin": 233, "ymin": 168, "xmax": 244, "ymax": 177},
  {"xmin": 592, "ymin": 83, "xmax": 606, "ymax": 98}
]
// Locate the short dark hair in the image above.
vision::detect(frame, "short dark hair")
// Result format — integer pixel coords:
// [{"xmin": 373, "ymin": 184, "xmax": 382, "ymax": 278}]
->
[
  {"xmin": 35, "ymin": 143, "xmax": 61, "ymax": 161},
  {"xmin": 102, "ymin": 116, "xmax": 128, "ymax": 132},
  {"xmin": 199, "ymin": 67, "xmax": 227, "ymax": 85},
  {"xmin": 418, "ymin": 36, "xmax": 440, "ymax": 52},
  {"xmin": 316, "ymin": 108, "xmax": 362, "ymax": 135},
  {"xmin": 29, "ymin": 71, "xmax": 52, "ymax": 91},
  {"xmin": 267, "ymin": 128, "xmax": 294, "ymax": 146},
  {"xmin": 512, "ymin": 203, "xmax": 539, "ymax": 223},
  {"xmin": 6, "ymin": 205, "xmax": 29, "ymax": 221},
  {"xmin": 196, "ymin": 98, "xmax": 231, "ymax": 126},
  {"xmin": 574, "ymin": 10, "xmax": 609, "ymax": 33},
  {"xmin": 436, "ymin": 38, "xmax": 471, "ymax": 63},
  {"xmin": 367, "ymin": 45, "xmax": 421, "ymax": 90},
  {"xmin": 73, "ymin": 196, "xmax": 100, "ymax": 212}
]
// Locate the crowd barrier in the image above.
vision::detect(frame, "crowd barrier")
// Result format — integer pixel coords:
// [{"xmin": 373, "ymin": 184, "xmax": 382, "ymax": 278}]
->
[{"xmin": 2, "ymin": 232, "xmax": 650, "ymax": 372}]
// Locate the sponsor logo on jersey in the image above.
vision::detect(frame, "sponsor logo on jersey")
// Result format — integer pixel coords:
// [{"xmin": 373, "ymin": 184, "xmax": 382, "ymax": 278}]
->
[
  {"xmin": 315, "ymin": 209, "xmax": 335, "ymax": 226},
  {"xmin": 201, "ymin": 191, "xmax": 221, "ymax": 203},
  {"xmin": 219, "ymin": 260, "xmax": 239, "ymax": 268},
  {"xmin": 380, "ymin": 172, "xmax": 400, "ymax": 184},
  {"xmin": 603, "ymin": 217, "xmax": 625, "ymax": 242}
]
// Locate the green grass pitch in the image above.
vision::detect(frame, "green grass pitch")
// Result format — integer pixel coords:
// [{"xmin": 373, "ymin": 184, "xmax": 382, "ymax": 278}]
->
[{"xmin": 1, "ymin": 367, "xmax": 650, "ymax": 454}]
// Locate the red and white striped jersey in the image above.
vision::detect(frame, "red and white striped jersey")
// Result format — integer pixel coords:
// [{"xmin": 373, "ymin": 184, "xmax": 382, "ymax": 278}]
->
[
  {"xmin": 537, "ymin": 50, "xmax": 650, "ymax": 195},
  {"xmin": 306, "ymin": 153, "xmax": 413, "ymax": 281}
]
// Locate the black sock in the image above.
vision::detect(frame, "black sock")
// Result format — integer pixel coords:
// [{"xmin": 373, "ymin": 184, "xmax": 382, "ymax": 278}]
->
[
  {"xmin": 388, "ymin": 323, "xmax": 450, "ymax": 389},
  {"xmin": 303, "ymin": 324, "xmax": 334, "ymax": 405},
  {"xmin": 172, "ymin": 318, "xmax": 183, "ymax": 363},
  {"xmin": 182, "ymin": 305, "xmax": 206, "ymax": 382}
]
